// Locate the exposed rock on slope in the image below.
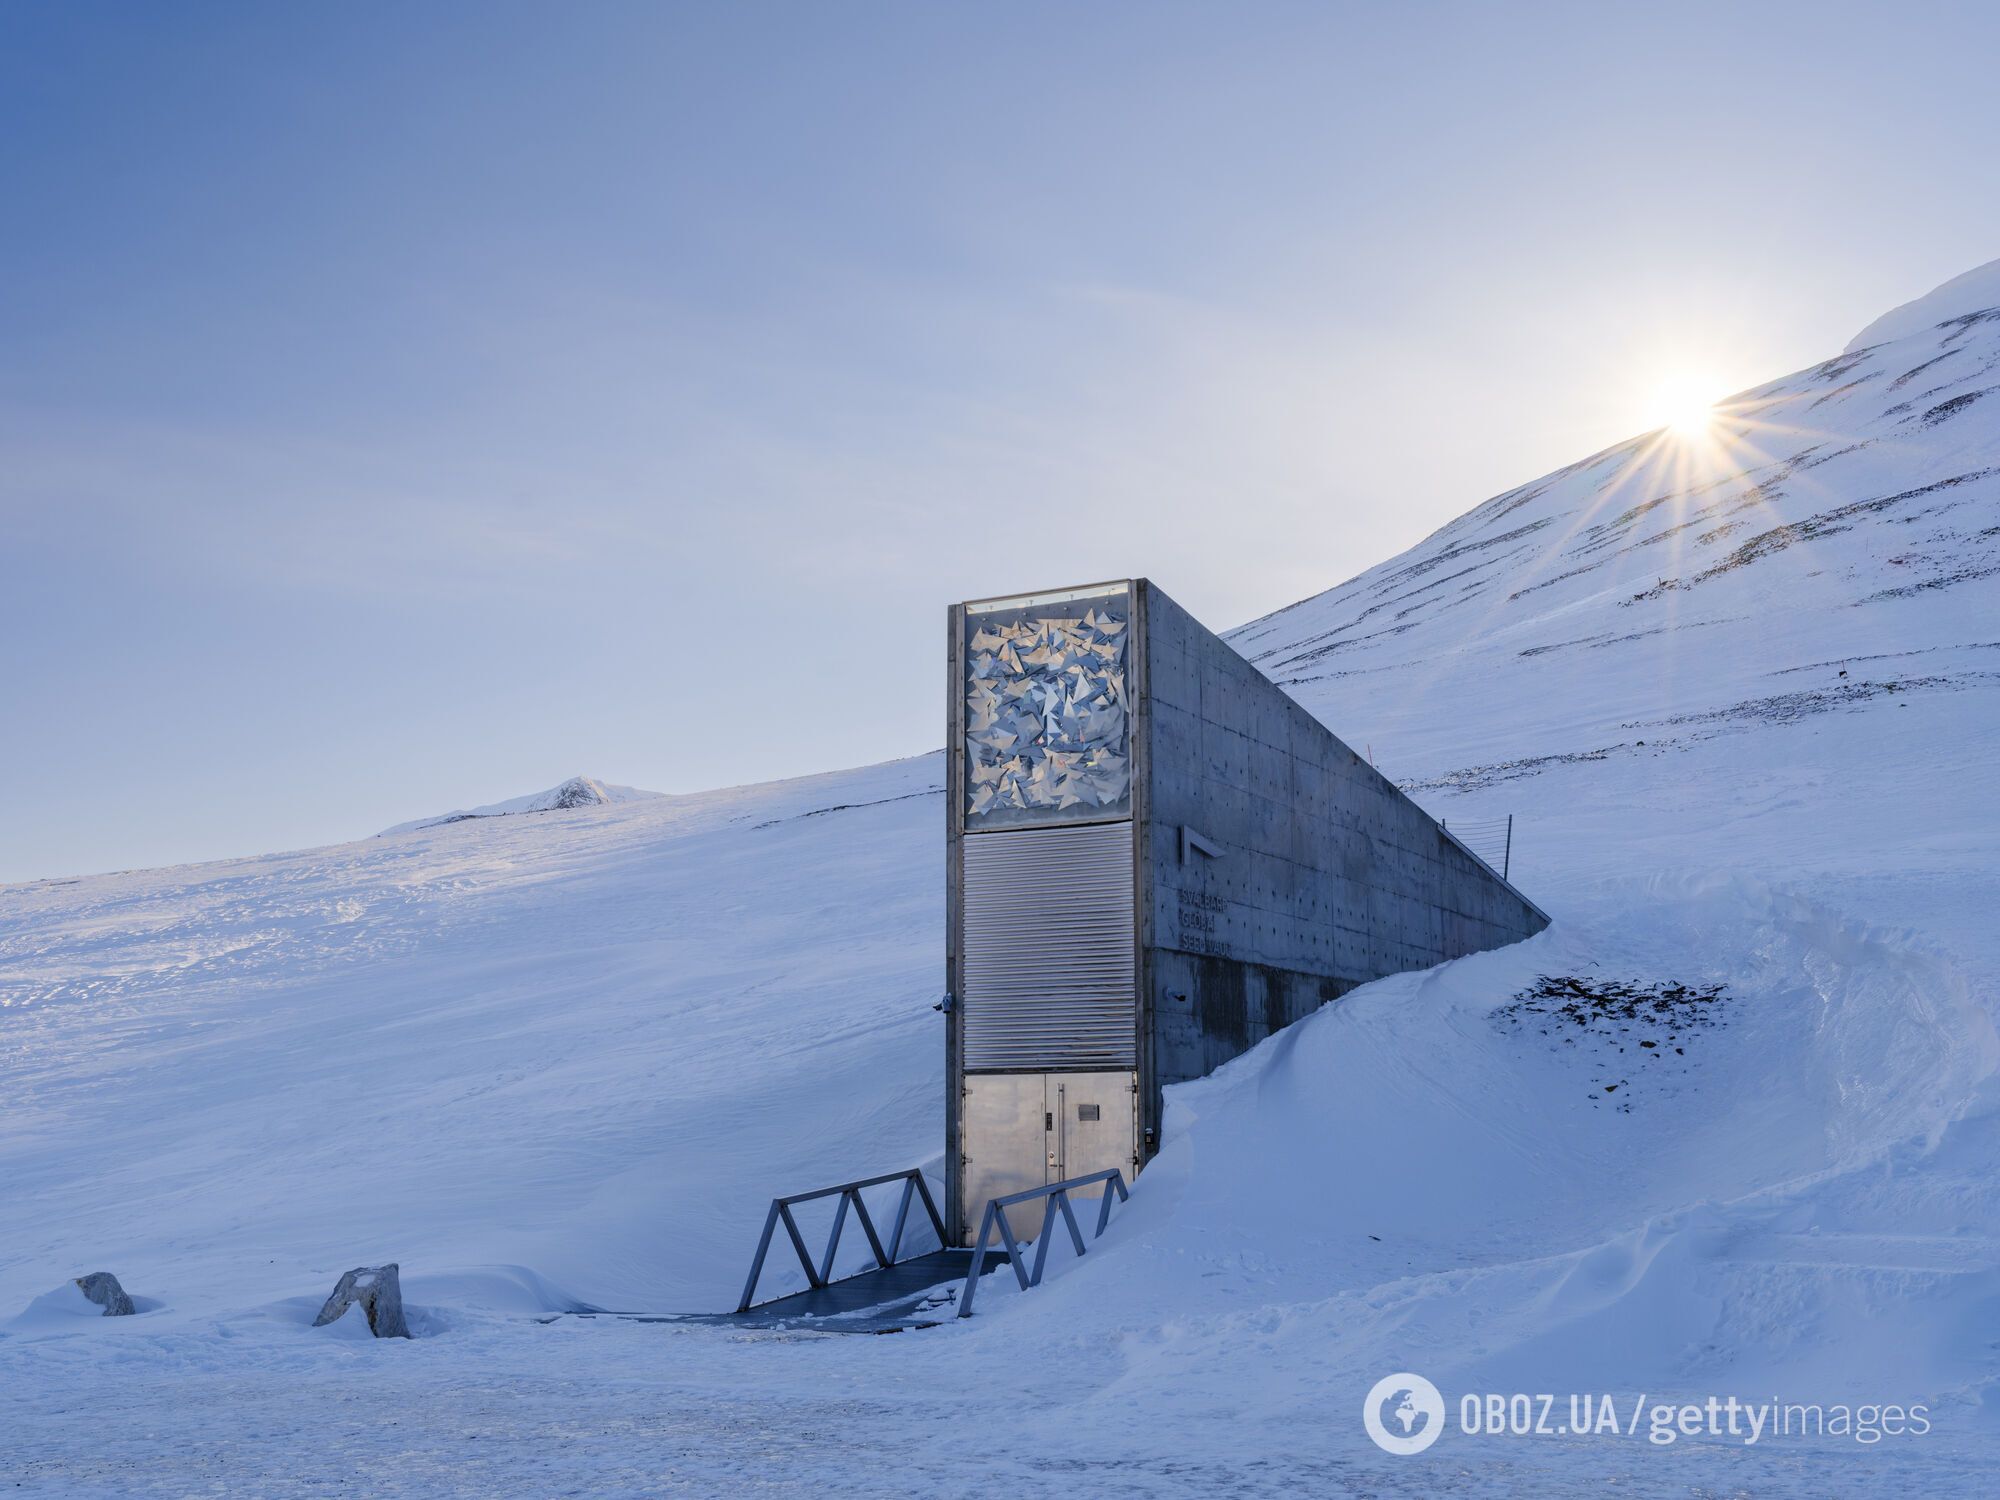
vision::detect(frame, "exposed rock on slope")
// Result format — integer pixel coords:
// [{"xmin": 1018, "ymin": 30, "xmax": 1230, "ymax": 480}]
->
[{"xmin": 379, "ymin": 776, "xmax": 663, "ymax": 836}]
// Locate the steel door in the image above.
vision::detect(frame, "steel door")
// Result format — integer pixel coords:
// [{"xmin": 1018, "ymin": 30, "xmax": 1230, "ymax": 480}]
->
[
  {"xmin": 1044, "ymin": 1070, "xmax": 1138, "ymax": 1231},
  {"xmin": 961, "ymin": 1070, "xmax": 1137, "ymax": 1242}
]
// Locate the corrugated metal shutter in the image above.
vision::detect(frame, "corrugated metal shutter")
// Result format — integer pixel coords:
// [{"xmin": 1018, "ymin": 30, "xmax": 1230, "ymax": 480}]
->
[{"xmin": 962, "ymin": 820, "xmax": 1136, "ymax": 1070}]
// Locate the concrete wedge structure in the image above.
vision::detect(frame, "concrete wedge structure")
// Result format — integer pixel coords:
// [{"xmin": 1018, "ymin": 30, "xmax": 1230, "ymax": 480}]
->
[{"xmin": 944, "ymin": 578, "xmax": 1549, "ymax": 1243}]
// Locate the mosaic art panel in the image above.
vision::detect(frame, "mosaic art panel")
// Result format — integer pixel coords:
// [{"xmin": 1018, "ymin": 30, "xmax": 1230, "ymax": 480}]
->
[{"xmin": 964, "ymin": 599, "xmax": 1130, "ymax": 827}]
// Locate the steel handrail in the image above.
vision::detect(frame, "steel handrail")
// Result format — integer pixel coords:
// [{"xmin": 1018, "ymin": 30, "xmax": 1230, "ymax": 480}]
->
[
  {"xmin": 1440, "ymin": 813, "xmax": 1515, "ymax": 882},
  {"xmin": 736, "ymin": 1168, "xmax": 947, "ymax": 1313},
  {"xmin": 957, "ymin": 1167, "xmax": 1130, "ymax": 1318}
]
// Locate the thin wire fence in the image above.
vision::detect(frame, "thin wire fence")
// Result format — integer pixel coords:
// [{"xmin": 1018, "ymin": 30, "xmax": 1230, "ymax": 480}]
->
[{"xmin": 1440, "ymin": 815, "xmax": 1514, "ymax": 881}]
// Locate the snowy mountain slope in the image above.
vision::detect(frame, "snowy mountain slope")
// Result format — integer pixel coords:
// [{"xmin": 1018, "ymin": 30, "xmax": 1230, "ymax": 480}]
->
[
  {"xmin": 1229, "ymin": 258, "xmax": 2000, "ymax": 807},
  {"xmin": 5, "ymin": 263, "xmax": 2000, "ymax": 1495},
  {"xmin": 1849, "ymin": 257, "xmax": 2000, "ymax": 351},
  {"xmin": 0, "ymin": 755, "xmax": 945, "ymax": 1318},
  {"xmin": 379, "ymin": 774, "xmax": 663, "ymax": 834}
]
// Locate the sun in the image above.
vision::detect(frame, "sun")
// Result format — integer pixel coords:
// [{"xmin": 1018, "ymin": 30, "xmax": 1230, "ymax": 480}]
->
[{"xmin": 1648, "ymin": 373, "xmax": 1724, "ymax": 439}]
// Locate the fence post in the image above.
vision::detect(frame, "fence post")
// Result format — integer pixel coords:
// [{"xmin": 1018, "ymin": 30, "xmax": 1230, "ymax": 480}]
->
[
  {"xmin": 737, "ymin": 1201, "xmax": 785, "ymax": 1313},
  {"xmin": 1504, "ymin": 814, "xmax": 1513, "ymax": 880}
]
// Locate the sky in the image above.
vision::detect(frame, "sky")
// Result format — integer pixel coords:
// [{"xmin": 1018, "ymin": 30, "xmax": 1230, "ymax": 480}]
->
[{"xmin": 4, "ymin": 0, "xmax": 1999, "ymax": 882}]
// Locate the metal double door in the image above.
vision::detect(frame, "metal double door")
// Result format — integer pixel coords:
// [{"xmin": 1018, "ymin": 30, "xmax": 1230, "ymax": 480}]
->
[{"xmin": 960, "ymin": 1070, "xmax": 1137, "ymax": 1241}]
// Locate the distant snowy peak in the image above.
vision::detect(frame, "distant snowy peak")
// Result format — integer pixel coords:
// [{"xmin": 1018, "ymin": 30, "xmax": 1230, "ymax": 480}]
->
[
  {"xmin": 380, "ymin": 777, "xmax": 663, "ymax": 836},
  {"xmin": 1846, "ymin": 256, "xmax": 2000, "ymax": 351}
]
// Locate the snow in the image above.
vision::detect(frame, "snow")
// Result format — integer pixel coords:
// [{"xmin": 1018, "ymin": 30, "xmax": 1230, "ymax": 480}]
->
[
  {"xmin": 3, "ymin": 1281, "xmax": 163, "ymax": 1331},
  {"xmin": 1846, "ymin": 256, "xmax": 2000, "ymax": 351},
  {"xmin": 6, "ymin": 1281, "xmax": 110, "ymax": 1329},
  {"xmin": 5, "ymin": 265, "xmax": 2000, "ymax": 1494},
  {"xmin": 378, "ymin": 775, "xmax": 663, "ymax": 835}
]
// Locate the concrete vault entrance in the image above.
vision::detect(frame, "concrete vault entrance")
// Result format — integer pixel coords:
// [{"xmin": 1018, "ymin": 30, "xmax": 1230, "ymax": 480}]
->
[{"xmin": 943, "ymin": 578, "xmax": 1548, "ymax": 1247}]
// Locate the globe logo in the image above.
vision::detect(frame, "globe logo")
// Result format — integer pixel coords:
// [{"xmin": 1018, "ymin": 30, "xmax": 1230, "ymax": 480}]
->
[{"xmin": 1362, "ymin": 1372, "xmax": 1446, "ymax": 1455}]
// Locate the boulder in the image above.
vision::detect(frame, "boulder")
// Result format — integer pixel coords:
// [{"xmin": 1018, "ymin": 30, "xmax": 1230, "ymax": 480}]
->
[
  {"xmin": 73, "ymin": 1271, "xmax": 135, "ymax": 1317},
  {"xmin": 312, "ymin": 1263, "xmax": 410, "ymax": 1339}
]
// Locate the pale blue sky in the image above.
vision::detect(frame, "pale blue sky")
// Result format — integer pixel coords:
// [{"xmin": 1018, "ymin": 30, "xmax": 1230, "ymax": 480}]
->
[{"xmin": 5, "ymin": 1, "xmax": 1998, "ymax": 881}]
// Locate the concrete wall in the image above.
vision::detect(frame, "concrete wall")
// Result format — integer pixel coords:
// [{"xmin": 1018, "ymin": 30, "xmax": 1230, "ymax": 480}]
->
[{"xmin": 1135, "ymin": 580, "xmax": 1548, "ymax": 1137}]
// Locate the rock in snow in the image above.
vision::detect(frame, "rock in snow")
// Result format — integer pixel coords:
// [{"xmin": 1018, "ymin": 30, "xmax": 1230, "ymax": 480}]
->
[
  {"xmin": 72, "ymin": 1272, "xmax": 134, "ymax": 1317},
  {"xmin": 312, "ymin": 1264, "xmax": 410, "ymax": 1339}
]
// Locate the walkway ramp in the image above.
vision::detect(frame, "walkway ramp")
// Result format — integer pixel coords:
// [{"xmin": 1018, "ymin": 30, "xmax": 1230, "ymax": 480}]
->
[
  {"xmin": 708, "ymin": 1167, "xmax": 1002, "ymax": 1331},
  {"xmin": 696, "ymin": 1165, "xmax": 1131, "ymax": 1330},
  {"xmin": 546, "ymin": 1248, "xmax": 1010, "ymax": 1335},
  {"xmin": 683, "ymin": 1248, "xmax": 1009, "ymax": 1332}
]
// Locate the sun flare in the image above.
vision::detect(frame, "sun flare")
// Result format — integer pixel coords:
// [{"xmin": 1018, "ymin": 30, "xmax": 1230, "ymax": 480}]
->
[{"xmin": 1648, "ymin": 373, "xmax": 1724, "ymax": 440}]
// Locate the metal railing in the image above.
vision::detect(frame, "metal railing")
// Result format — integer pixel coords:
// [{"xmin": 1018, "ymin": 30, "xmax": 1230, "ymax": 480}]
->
[
  {"xmin": 1441, "ymin": 814, "xmax": 1514, "ymax": 881},
  {"xmin": 737, "ymin": 1168, "xmax": 947, "ymax": 1313},
  {"xmin": 957, "ymin": 1168, "xmax": 1131, "ymax": 1318}
]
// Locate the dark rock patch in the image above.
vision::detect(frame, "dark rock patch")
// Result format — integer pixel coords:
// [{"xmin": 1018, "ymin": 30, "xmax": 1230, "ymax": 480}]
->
[
  {"xmin": 1920, "ymin": 389, "xmax": 1993, "ymax": 428},
  {"xmin": 73, "ymin": 1272, "xmax": 135, "ymax": 1317},
  {"xmin": 1497, "ymin": 974, "xmax": 1729, "ymax": 1114},
  {"xmin": 313, "ymin": 1263, "xmax": 411, "ymax": 1339}
]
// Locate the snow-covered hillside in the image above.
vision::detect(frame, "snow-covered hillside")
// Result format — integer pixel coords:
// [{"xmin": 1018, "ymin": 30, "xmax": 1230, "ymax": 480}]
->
[
  {"xmin": 1231, "ymin": 261, "xmax": 1999, "ymax": 815},
  {"xmin": 5, "ymin": 263, "xmax": 1999, "ymax": 1496},
  {"xmin": 379, "ymin": 774, "xmax": 663, "ymax": 835}
]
